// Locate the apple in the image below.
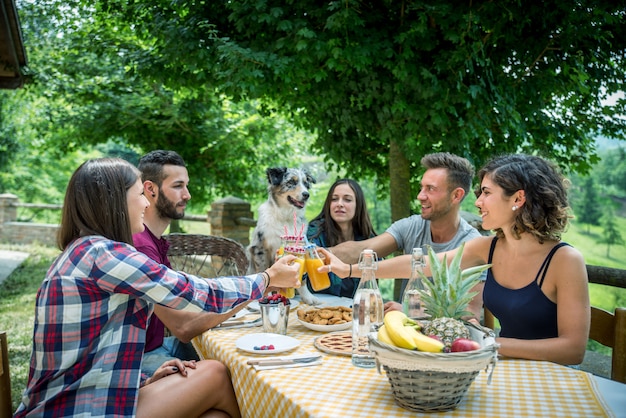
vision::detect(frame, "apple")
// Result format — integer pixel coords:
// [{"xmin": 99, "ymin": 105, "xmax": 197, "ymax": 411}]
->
[{"xmin": 450, "ymin": 338, "xmax": 481, "ymax": 352}]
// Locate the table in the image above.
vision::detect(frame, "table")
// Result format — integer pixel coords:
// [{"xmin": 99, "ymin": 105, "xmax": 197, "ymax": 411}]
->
[{"xmin": 193, "ymin": 306, "xmax": 625, "ymax": 418}]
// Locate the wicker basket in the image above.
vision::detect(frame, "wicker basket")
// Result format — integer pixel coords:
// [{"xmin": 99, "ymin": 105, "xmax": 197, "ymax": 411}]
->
[{"xmin": 369, "ymin": 323, "xmax": 498, "ymax": 412}]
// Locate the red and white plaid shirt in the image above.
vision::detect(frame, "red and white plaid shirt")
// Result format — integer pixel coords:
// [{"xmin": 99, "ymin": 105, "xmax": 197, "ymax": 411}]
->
[{"xmin": 15, "ymin": 235, "xmax": 264, "ymax": 417}]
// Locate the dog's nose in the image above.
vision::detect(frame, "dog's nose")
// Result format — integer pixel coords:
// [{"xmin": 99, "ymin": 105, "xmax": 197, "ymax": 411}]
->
[{"xmin": 302, "ymin": 191, "xmax": 310, "ymax": 201}]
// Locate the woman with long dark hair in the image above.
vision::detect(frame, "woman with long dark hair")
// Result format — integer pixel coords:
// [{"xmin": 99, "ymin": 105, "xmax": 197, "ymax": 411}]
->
[
  {"xmin": 15, "ymin": 158, "xmax": 299, "ymax": 418},
  {"xmin": 306, "ymin": 179, "xmax": 377, "ymax": 298}
]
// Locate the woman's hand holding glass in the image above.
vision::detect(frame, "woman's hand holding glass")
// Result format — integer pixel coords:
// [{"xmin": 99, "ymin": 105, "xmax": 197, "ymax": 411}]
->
[{"xmin": 315, "ymin": 248, "xmax": 351, "ymax": 278}]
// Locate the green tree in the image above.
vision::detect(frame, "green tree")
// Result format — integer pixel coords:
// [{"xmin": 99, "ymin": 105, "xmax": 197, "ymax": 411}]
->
[
  {"xmin": 596, "ymin": 146, "xmax": 626, "ymax": 197},
  {"xmin": 0, "ymin": 95, "xmax": 21, "ymax": 187},
  {"xmin": 5, "ymin": 0, "xmax": 315, "ymax": 207},
  {"xmin": 98, "ymin": 0, "xmax": 626, "ymax": 222},
  {"xmin": 599, "ymin": 209, "xmax": 625, "ymax": 258},
  {"xmin": 573, "ymin": 177, "xmax": 603, "ymax": 234},
  {"xmin": 6, "ymin": 0, "xmax": 626, "ymax": 223}
]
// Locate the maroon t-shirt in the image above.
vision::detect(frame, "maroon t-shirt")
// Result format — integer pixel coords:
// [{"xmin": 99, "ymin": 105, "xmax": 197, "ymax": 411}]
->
[{"xmin": 132, "ymin": 225, "xmax": 172, "ymax": 352}]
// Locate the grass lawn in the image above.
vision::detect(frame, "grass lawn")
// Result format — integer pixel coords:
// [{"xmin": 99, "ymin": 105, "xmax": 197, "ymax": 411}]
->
[{"xmin": 1, "ymin": 216, "xmax": 625, "ymax": 411}]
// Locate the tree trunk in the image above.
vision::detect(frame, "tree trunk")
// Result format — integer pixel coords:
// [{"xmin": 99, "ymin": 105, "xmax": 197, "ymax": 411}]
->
[
  {"xmin": 388, "ymin": 139, "xmax": 411, "ymax": 223},
  {"xmin": 388, "ymin": 139, "xmax": 411, "ymax": 300}
]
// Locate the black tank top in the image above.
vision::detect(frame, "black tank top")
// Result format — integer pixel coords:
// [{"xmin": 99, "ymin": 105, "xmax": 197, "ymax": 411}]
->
[{"xmin": 483, "ymin": 237, "xmax": 570, "ymax": 339}]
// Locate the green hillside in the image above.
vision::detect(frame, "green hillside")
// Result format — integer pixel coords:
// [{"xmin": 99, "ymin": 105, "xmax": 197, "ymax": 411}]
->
[
  {"xmin": 565, "ymin": 217, "xmax": 626, "ymax": 312},
  {"xmin": 565, "ymin": 218, "xmax": 626, "ymax": 268}
]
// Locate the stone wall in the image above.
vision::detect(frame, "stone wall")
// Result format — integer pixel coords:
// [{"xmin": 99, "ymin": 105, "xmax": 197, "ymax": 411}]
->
[
  {"xmin": 0, "ymin": 194, "xmax": 59, "ymax": 246},
  {"xmin": 2, "ymin": 221, "xmax": 59, "ymax": 246},
  {"xmin": 209, "ymin": 196, "xmax": 254, "ymax": 247}
]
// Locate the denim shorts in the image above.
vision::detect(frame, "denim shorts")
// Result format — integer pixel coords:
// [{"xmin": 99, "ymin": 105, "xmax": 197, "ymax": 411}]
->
[{"xmin": 141, "ymin": 336, "xmax": 200, "ymax": 377}]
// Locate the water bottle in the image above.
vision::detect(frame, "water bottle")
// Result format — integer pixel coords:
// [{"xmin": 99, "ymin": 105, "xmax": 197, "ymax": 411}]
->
[
  {"xmin": 352, "ymin": 249, "xmax": 384, "ymax": 368},
  {"xmin": 402, "ymin": 247, "xmax": 427, "ymax": 319}
]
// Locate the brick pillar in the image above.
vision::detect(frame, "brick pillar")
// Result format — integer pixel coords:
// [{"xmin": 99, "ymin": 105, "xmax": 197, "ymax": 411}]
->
[
  {"xmin": 210, "ymin": 196, "xmax": 254, "ymax": 246},
  {"xmin": 0, "ymin": 194, "xmax": 18, "ymax": 241}
]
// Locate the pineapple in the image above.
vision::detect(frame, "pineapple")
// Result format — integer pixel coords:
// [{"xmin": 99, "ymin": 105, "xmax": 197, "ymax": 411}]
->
[{"xmin": 419, "ymin": 242, "xmax": 491, "ymax": 349}]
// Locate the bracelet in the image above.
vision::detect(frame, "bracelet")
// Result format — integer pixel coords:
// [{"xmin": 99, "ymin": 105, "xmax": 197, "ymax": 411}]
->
[
  {"xmin": 347, "ymin": 264, "xmax": 352, "ymax": 278},
  {"xmin": 262, "ymin": 270, "xmax": 271, "ymax": 288}
]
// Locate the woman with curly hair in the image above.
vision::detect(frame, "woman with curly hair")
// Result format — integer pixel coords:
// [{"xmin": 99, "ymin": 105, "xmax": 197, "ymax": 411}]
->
[{"xmin": 320, "ymin": 154, "xmax": 590, "ymax": 365}]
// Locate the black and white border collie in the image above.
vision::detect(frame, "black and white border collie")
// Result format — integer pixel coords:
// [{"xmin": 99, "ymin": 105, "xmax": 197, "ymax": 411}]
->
[{"xmin": 247, "ymin": 167, "xmax": 320, "ymax": 304}]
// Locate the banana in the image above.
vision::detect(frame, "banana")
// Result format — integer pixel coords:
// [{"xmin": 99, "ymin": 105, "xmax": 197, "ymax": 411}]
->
[
  {"xmin": 377, "ymin": 324, "xmax": 395, "ymax": 346},
  {"xmin": 404, "ymin": 316, "xmax": 421, "ymax": 331},
  {"xmin": 383, "ymin": 310, "xmax": 444, "ymax": 352},
  {"xmin": 383, "ymin": 311, "xmax": 418, "ymax": 349},
  {"xmin": 412, "ymin": 330, "xmax": 445, "ymax": 353}
]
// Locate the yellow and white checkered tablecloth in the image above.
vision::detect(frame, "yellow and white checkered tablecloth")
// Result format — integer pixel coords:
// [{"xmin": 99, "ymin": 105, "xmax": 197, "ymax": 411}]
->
[{"xmin": 192, "ymin": 311, "xmax": 614, "ymax": 418}]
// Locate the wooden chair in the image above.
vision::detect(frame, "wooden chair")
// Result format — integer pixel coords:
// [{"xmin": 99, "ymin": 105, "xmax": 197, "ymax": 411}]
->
[
  {"xmin": 483, "ymin": 305, "xmax": 626, "ymax": 383},
  {"xmin": 1, "ymin": 332, "xmax": 13, "ymax": 418},
  {"xmin": 588, "ymin": 306, "xmax": 626, "ymax": 383},
  {"xmin": 164, "ymin": 233, "xmax": 252, "ymax": 336},
  {"xmin": 165, "ymin": 233, "xmax": 248, "ymax": 277},
  {"xmin": 483, "ymin": 307, "xmax": 495, "ymax": 331}
]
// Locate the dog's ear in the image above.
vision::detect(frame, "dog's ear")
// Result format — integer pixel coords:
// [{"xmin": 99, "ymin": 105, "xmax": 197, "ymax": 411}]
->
[
  {"xmin": 304, "ymin": 170, "xmax": 317, "ymax": 185},
  {"xmin": 266, "ymin": 167, "xmax": 287, "ymax": 186}
]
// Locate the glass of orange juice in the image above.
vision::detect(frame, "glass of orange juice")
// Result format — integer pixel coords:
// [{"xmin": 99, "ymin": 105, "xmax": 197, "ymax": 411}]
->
[
  {"xmin": 305, "ymin": 244, "xmax": 331, "ymax": 291},
  {"xmin": 276, "ymin": 234, "xmax": 289, "ymax": 258},
  {"xmin": 279, "ymin": 245, "xmax": 305, "ymax": 298}
]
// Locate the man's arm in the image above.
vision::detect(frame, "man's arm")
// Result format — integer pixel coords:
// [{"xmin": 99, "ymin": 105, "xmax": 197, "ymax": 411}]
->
[
  {"xmin": 154, "ymin": 301, "xmax": 252, "ymax": 343},
  {"xmin": 330, "ymin": 232, "xmax": 399, "ymax": 264}
]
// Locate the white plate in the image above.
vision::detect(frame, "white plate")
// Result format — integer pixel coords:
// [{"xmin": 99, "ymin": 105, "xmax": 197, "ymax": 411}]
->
[
  {"xmin": 235, "ymin": 333, "xmax": 301, "ymax": 354},
  {"xmin": 297, "ymin": 318, "xmax": 352, "ymax": 332}
]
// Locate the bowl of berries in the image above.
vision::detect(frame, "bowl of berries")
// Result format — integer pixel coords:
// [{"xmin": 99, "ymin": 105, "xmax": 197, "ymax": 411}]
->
[{"xmin": 258, "ymin": 292, "xmax": 292, "ymax": 335}]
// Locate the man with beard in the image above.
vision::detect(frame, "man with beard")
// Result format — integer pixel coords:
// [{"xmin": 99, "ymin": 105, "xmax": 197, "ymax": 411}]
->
[
  {"xmin": 329, "ymin": 152, "xmax": 483, "ymax": 313},
  {"xmin": 134, "ymin": 150, "xmax": 239, "ymax": 377}
]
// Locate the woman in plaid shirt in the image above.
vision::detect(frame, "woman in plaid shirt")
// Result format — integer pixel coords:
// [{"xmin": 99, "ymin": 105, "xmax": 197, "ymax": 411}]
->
[{"xmin": 15, "ymin": 158, "xmax": 300, "ymax": 418}]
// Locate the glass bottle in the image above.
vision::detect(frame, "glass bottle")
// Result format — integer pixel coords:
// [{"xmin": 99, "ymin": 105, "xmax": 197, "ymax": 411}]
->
[
  {"xmin": 402, "ymin": 247, "xmax": 427, "ymax": 319},
  {"xmin": 352, "ymin": 249, "xmax": 384, "ymax": 368}
]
